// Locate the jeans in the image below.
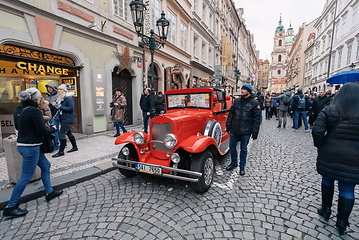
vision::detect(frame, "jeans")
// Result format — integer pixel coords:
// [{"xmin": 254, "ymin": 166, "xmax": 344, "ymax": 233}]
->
[
  {"xmin": 294, "ymin": 110, "xmax": 309, "ymax": 130},
  {"xmin": 229, "ymin": 133, "xmax": 251, "ymax": 167},
  {"xmin": 59, "ymin": 122, "xmax": 74, "ymax": 140},
  {"xmin": 7, "ymin": 146, "xmax": 53, "ymax": 207},
  {"xmin": 115, "ymin": 122, "xmax": 127, "ymax": 134},
  {"xmin": 142, "ymin": 111, "xmax": 150, "ymax": 134},
  {"xmin": 322, "ymin": 176, "xmax": 356, "ymax": 200},
  {"xmin": 278, "ymin": 110, "xmax": 288, "ymax": 126},
  {"xmin": 265, "ymin": 107, "xmax": 271, "ymax": 119},
  {"xmin": 49, "ymin": 118, "xmax": 59, "ymax": 147}
]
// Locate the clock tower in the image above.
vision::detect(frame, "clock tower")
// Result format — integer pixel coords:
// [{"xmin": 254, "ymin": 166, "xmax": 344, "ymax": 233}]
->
[{"xmin": 269, "ymin": 16, "xmax": 288, "ymax": 93}]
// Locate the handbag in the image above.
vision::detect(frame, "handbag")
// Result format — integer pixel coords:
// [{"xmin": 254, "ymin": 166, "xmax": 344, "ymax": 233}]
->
[{"xmin": 40, "ymin": 134, "xmax": 55, "ymax": 153}]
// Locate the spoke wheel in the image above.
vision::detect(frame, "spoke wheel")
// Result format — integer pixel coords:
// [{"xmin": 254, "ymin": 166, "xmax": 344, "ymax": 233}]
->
[{"xmin": 190, "ymin": 150, "xmax": 214, "ymax": 193}]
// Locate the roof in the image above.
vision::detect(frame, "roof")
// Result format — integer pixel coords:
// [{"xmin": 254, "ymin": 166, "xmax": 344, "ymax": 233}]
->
[
  {"xmin": 264, "ymin": 59, "xmax": 270, "ymax": 64},
  {"xmin": 272, "ymin": 78, "xmax": 287, "ymax": 84}
]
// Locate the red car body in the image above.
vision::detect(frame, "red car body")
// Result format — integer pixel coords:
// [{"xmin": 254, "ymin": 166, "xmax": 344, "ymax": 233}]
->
[{"xmin": 112, "ymin": 87, "xmax": 233, "ymax": 192}]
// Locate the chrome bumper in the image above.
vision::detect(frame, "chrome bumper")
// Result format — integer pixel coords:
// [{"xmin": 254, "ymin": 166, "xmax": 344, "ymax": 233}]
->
[{"xmin": 112, "ymin": 158, "xmax": 202, "ymax": 183}]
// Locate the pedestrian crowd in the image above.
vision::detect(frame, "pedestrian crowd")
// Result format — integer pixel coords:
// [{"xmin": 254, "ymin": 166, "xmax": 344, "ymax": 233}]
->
[{"xmin": 2, "ymin": 79, "xmax": 358, "ymax": 237}]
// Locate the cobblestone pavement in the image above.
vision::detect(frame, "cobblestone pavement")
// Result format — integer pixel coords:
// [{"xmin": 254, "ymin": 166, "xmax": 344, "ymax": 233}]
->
[{"xmin": 1, "ymin": 118, "xmax": 359, "ymax": 239}]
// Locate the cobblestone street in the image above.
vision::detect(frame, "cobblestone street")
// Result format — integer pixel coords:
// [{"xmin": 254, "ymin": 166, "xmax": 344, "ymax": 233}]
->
[{"xmin": 0, "ymin": 118, "xmax": 358, "ymax": 239}]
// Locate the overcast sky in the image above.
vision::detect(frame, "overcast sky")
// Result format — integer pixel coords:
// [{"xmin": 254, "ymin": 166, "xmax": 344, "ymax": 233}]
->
[{"xmin": 234, "ymin": 0, "xmax": 326, "ymax": 61}]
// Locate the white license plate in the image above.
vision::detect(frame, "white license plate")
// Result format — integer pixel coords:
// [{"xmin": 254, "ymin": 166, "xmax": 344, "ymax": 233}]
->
[{"xmin": 135, "ymin": 163, "xmax": 162, "ymax": 175}]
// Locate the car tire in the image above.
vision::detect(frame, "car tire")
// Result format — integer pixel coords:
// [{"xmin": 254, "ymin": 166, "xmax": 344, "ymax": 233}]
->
[
  {"xmin": 190, "ymin": 150, "xmax": 214, "ymax": 193},
  {"xmin": 118, "ymin": 148, "xmax": 138, "ymax": 178},
  {"xmin": 203, "ymin": 120, "xmax": 222, "ymax": 147}
]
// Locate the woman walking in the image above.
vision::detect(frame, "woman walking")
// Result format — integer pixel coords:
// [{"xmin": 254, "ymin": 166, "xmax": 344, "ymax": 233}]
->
[
  {"xmin": 3, "ymin": 88, "xmax": 62, "ymax": 218},
  {"xmin": 52, "ymin": 84, "xmax": 78, "ymax": 157},
  {"xmin": 312, "ymin": 83, "xmax": 359, "ymax": 235},
  {"xmin": 110, "ymin": 88, "xmax": 127, "ymax": 137}
]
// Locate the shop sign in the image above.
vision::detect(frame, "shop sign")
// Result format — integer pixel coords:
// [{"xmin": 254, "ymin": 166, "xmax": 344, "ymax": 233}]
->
[
  {"xmin": 93, "ymin": 69, "xmax": 106, "ymax": 116},
  {"xmin": 0, "ymin": 115, "xmax": 15, "ymax": 134},
  {"xmin": 0, "ymin": 60, "xmax": 69, "ymax": 76},
  {"xmin": 61, "ymin": 77, "xmax": 77, "ymax": 97},
  {"xmin": 11, "ymin": 79, "xmax": 21, "ymax": 86},
  {"xmin": 171, "ymin": 68, "xmax": 181, "ymax": 75}
]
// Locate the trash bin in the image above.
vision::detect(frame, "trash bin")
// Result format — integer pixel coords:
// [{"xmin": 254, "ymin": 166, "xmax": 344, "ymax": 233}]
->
[{"xmin": 3, "ymin": 135, "xmax": 41, "ymax": 183}]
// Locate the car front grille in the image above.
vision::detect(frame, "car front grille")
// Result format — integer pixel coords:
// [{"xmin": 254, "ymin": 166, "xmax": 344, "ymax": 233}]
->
[{"xmin": 151, "ymin": 122, "xmax": 172, "ymax": 151}]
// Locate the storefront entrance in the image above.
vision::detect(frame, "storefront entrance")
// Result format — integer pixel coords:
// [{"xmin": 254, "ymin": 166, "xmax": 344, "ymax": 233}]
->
[
  {"xmin": 0, "ymin": 44, "xmax": 81, "ymax": 137},
  {"xmin": 112, "ymin": 68, "xmax": 133, "ymax": 125}
]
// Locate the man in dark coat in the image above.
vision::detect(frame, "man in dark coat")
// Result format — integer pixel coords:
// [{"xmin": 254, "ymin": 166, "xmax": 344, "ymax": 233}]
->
[
  {"xmin": 291, "ymin": 89, "xmax": 309, "ymax": 132},
  {"xmin": 140, "ymin": 88, "xmax": 151, "ymax": 134},
  {"xmin": 155, "ymin": 91, "xmax": 166, "ymax": 115},
  {"xmin": 225, "ymin": 84, "xmax": 261, "ymax": 175},
  {"xmin": 312, "ymin": 90, "xmax": 330, "ymax": 121},
  {"xmin": 256, "ymin": 92, "xmax": 264, "ymax": 124}
]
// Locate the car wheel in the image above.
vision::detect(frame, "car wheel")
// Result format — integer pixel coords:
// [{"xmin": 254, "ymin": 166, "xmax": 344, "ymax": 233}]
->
[
  {"xmin": 118, "ymin": 148, "xmax": 138, "ymax": 178},
  {"xmin": 203, "ymin": 120, "xmax": 222, "ymax": 147},
  {"xmin": 190, "ymin": 150, "xmax": 214, "ymax": 193}
]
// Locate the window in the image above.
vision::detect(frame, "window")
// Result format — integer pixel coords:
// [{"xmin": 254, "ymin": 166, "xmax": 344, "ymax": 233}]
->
[
  {"xmin": 347, "ymin": 45, "xmax": 352, "ymax": 65},
  {"xmin": 209, "ymin": 13, "xmax": 213, "ymax": 31},
  {"xmin": 167, "ymin": 10, "xmax": 176, "ymax": 45},
  {"xmin": 193, "ymin": 35, "xmax": 198, "ymax": 57},
  {"xmin": 180, "ymin": 22, "xmax": 187, "ymax": 52},
  {"xmin": 335, "ymin": 23, "xmax": 340, "ymax": 40},
  {"xmin": 151, "ymin": 0, "xmax": 161, "ymax": 34},
  {"xmin": 338, "ymin": 50, "xmax": 342, "ymax": 68},
  {"xmin": 320, "ymin": 63, "xmax": 323, "ymax": 75},
  {"xmin": 202, "ymin": 4, "xmax": 207, "ymax": 23},
  {"xmin": 325, "ymin": 17, "xmax": 328, "ymax": 28},
  {"xmin": 338, "ymin": 0, "xmax": 342, "ymax": 12},
  {"xmin": 323, "ymin": 39, "xmax": 326, "ymax": 52},
  {"xmin": 353, "ymin": 5, "xmax": 358, "ymax": 26},
  {"xmin": 327, "ymin": 34, "xmax": 331, "ymax": 48},
  {"xmin": 342, "ymin": 15, "xmax": 347, "ymax": 34},
  {"xmin": 113, "ymin": 0, "xmax": 130, "ymax": 21},
  {"xmin": 279, "ymin": 40, "xmax": 282, "ymax": 46},
  {"xmin": 331, "ymin": 54, "xmax": 336, "ymax": 71},
  {"xmin": 277, "ymin": 70, "xmax": 281, "ymax": 75},
  {"xmin": 208, "ymin": 47, "xmax": 213, "ymax": 66},
  {"xmin": 202, "ymin": 42, "xmax": 206, "ymax": 62},
  {"xmin": 278, "ymin": 55, "xmax": 282, "ymax": 62}
]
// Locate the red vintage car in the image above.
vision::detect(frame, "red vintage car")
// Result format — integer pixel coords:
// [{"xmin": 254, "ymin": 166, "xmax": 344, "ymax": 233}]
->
[{"xmin": 112, "ymin": 88, "xmax": 233, "ymax": 193}]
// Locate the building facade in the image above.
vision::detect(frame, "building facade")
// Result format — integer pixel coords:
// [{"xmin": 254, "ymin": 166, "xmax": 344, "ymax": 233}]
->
[
  {"xmin": 0, "ymin": 0, "xmax": 144, "ymax": 138},
  {"xmin": 268, "ymin": 17, "xmax": 289, "ymax": 93},
  {"xmin": 257, "ymin": 59, "xmax": 270, "ymax": 93},
  {"xmin": 303, "ymin": 33, "xmax": 316, "ymax": 92},
  {"xmin": 271, "ymin": 77, "xmax": 287, "ymax": 94},
  {"xmin": 287, "ymin": 21, "xmax": 316, "ymax": 90}
]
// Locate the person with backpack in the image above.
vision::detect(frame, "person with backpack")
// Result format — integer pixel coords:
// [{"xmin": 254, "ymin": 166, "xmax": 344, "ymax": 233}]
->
[
  {"xmin": 291, "ymin": 88, "xmax": 310, "ymax": 132},
  {"xmin": 308, "ymin": 93, "xmax": 316, "ymax": 129},
  {"xmin": 276, "ymin": 89, "xmax": 291, "ymax": 128}
]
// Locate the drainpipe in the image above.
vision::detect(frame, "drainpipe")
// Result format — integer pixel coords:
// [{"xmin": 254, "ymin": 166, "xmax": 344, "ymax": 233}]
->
[{"xmin": 326, "ymin": 0, "xmax": 338, "ymax": 79}]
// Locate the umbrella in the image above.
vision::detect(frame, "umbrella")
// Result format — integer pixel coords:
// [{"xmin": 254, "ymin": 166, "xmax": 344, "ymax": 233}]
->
[{"xmin": 326, "ymin": 70, "xmax": 359, "ymax": 84}]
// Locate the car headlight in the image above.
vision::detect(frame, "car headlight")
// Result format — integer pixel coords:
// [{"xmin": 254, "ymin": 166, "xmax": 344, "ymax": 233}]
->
[
  {"xmin": 171, "ymin": 153, "xmax": 180, "ymax": 163},
  {"xmin": 164, "ymin": 134, "xmax": 177, "ymax": 149},
  {"xmin": 121, "ymin": 147, "xmax": 130, "ymax": 156},
  {"xmin": 133, "ymin": 132, "xmax": 145, "ymax": 145}
]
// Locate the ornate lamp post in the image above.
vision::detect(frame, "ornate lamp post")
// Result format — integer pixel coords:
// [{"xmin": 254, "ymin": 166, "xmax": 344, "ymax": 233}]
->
[{"xmin": 130, "ymin": 0, "xmax": 169, "ymax": 118}]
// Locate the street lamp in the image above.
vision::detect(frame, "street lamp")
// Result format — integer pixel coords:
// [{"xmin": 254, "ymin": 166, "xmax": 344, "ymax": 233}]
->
[{"xmin": 130, "ymin": 0, "xmax": 169, "ymax": 118}]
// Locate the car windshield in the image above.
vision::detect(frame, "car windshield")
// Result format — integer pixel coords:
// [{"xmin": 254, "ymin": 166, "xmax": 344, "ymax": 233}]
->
[{"xmin": 167, "ymin": 92, "xmax": 211, "ymax": 110}]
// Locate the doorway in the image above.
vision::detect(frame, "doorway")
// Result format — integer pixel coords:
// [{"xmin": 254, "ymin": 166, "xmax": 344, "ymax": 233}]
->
[{"xmin": 112, "ymin": 68, "xmax": 133, "ymax": 125}]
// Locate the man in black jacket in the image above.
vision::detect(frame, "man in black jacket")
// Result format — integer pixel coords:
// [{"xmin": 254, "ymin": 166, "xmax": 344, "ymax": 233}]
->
[
  {"xmin": 225, "ymin": 84, "xmax": 261, "ymax": 175},
  {"xmin": 155, "ymin": 91, "xmax": 166, "ymax": 115},
  {"xmin": 140, "ymin": 88, "xmax": 151, "ymax": 134},
  {"xmin": 291, "ymin": 89, "xmax": 310, "ymax": 132},
  {"xmin": 312, "ymin": 90, "xmax": 330, "ymax": 121}
]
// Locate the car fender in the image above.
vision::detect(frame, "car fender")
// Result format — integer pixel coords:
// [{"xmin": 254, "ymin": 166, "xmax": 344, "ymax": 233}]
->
[{"xmin": 176, "ymin": 135, "xmax": 219, "ymax": 154}]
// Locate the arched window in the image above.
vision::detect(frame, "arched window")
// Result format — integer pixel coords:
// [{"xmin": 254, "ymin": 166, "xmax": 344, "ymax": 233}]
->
[
  {"xmin": 279, "ymin": 40, "xmax": 282, "ymax": 46},
  {"xmin": 278, "ymin": 55, "xmax": 282, "ymax": 62},
  {"xmin": 277, "ymin": 70, "xmax": 281, "ymax": 75}
]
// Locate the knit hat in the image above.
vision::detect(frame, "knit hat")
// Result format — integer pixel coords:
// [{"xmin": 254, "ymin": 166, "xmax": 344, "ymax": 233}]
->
[
  {"xmin": 58, "ymin": 83, "xmax": 69, "ymax": 92},
  {"xmin": 18, "ymin": 88, "xmax": 42, "ymax": 101},
  {"xmin": 242, "ymin": 84, "xmax": 252, "ymax": 93}
]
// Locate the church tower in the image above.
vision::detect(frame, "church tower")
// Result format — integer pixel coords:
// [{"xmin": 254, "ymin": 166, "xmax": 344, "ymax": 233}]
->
[
  {"xmin": 269, "ymin": 16, "xmax": 288, "ymax": 93},
  {"xmin": 285, "ymin": 22, "xmax": 295, "ymax": 55}
]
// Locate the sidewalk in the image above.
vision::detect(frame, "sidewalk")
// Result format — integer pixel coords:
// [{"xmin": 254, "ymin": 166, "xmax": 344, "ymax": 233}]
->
[{"xmin": 0, "ymin": 124, "xmax": 144, "ymax": 209}]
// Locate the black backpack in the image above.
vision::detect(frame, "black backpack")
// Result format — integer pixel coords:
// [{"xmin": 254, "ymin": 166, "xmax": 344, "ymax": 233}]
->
[{"xmin": 282, "ymin": 95, "xmax": 290, "ymax": 105}]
